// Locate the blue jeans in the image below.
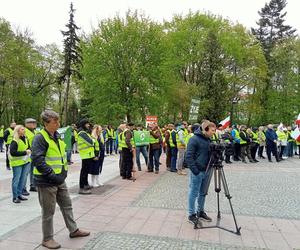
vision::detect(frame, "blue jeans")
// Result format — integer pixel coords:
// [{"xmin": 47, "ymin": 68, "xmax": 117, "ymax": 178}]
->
[
  {"xmin": 188, "ymin": 170, "xmax": 210, "ymax": 216},
  {"xmin": 23, "ymin": 162, "xmax": 35, "ymax": 191},
  {"xmin": 170, "ymin": 147, "xmax": 178, "ymax": 171},
  {"xmin": 136, "ymin": 146, "xmax": 148, "ymax": 170},
  {"xmin": 149, "ymin": 148, "xmax": 160, "ymax": 171},
  {"xmin": 12, "ymin": 162, "xmax": 30, "ymax": 199}
]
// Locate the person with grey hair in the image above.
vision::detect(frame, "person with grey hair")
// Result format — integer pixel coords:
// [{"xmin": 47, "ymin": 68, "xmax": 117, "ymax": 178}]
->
[
  {"xmin": 32, "ymin": 110, "xmax": 90, "ymax": 249},
  {"xmin": 23, "ymin": 118, "xmax": 38, "ymax": 194}
]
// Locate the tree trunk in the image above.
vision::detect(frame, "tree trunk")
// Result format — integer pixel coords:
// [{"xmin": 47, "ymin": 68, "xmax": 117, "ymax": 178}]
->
[{"xmin": 63, "ymin": 75, "xmax": 70, "ymax": 126}]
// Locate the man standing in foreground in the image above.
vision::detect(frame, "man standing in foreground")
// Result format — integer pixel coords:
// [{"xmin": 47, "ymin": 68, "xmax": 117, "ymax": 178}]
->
[
  {"xmin": 185, "ymin": 121, "xmax": 216, "ymax": 227},
  {"xmin": 32, "ymin": 110, "xmax": 89, "ymax": 249}
]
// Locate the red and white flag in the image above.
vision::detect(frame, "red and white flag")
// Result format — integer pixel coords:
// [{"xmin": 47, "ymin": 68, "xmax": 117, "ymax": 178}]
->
[
  {"xmin": 291, "ymin": 127, "xmax": 300, "ymax": 142},
  {"xmin": 296, "ymin": 113, "xmax": 300, "ymax": 125},
  {"xmin": 219, "ymin": 116, "xmax": 230, "ymax": 129}
]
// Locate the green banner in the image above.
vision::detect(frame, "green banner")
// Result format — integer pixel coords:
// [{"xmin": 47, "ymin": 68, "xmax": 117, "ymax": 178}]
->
[{"xmin": 133, "ymin": 130, "xmax": 150, "ymax": 146}]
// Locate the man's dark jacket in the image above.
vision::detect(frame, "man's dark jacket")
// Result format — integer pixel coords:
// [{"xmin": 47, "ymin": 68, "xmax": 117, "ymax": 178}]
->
[{"xmin": 185, "ymin": 128, "xmax": 211, "ymax": 175}]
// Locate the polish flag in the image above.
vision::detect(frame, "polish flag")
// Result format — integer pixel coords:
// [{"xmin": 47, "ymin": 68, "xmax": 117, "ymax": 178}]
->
[
  {"xmin": 219, "ymin": 116, "xmax": 230, "ymax": 129},
  {"xmin": 296, "ymin": 113, "xmax": 300, "ymax": 125},
  {"xmin": 291, "ymin": 127, "xmax": 300, "ymax": 142}
]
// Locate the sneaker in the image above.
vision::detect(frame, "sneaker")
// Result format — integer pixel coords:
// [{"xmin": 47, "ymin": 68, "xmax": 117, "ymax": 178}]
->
[
  {"xmin": 13, "ymin": 198, "xmax": 21, "ymax": 203},
  {"xmin": 188, "ymin": 214, "xmax": 200, "ymax": 227},
  {"xmin": 22, "ymin": 190, "xmax": 30, "ymax": 196},
  {"xmin": 197, "ymin": 211, "xmax": 212, "ymax": 222},
  {"xmin": 42, "ymin": 239, "xmax": 61, "ymax": 249},
  {"xmin": 18, "ymin": 196, "xmax": 28, "ymax": 201},
  {"xmin": 78, "ymin": 189, "xmax": 92, "ymax": 195}
]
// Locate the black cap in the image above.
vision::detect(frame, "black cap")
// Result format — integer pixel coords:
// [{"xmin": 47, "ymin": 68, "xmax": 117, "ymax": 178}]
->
[{"xmin": 79, "ymin": 118, "xmax": 89, "ymax": 128}]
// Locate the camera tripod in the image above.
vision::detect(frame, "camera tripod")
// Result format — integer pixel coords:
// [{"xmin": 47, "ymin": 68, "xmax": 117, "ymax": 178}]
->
[{"xmin": 197, "ymin": 160, "xmax": 241, "ymax": 235}]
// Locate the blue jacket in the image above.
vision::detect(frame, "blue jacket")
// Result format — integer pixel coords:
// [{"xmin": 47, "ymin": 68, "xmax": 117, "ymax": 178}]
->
[
  {"xmin": 265, "ymin": 128, "xmax": 277, "ymax": 145},
  {"xmin": 185, "ymin": 128, "xmax": 211, "ymax": 175}
]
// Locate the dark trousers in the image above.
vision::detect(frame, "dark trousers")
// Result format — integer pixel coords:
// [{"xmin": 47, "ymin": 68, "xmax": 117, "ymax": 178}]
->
[
  {"xmin": 166, "ymin": 146, "xmax": 171, "ymax": 169},
  {"xmin": 6, "ymin": 144, "xmax": 10, "ymax": 168},
  {"xmin": 170, "ymin": 147, "xmax": 178, "ymax": 171},
  {"xmin": 106, "ymin": 138, "xmax": 114, "ymax": 154},
  {"xmin": 241, "ymin": 144, "xmax": 252, "ymax": 161},
  {"xmin": 148, "ymin": 148, "xmax": 160, "ymax": 171},
  {"xmin": 250, "ymin": 143, "xmax": 259, "ymax": 160},
  {"xmin": 119, "ymin": 150, "xmax": 123, "ymax": 176},
  {"xmin": 266, "ymin": 143, "xmax": 279, "ymax": 161},
  {"xmin": 233, "ymin": 143, "xmax": 241, "ymax": 160},
  {"xmin": 279, "ymin": 145, "xmax": 286, "ymax": 159},
  {"xmin": 258, "ymin": 146, "xmax": 265, "ymax": 157},
  {"xmin": 121, "ymin": 148, "xmax": 133, "ymax": 178},
  {"xmin": 80, "ymin": 158, "xmax": 93, "ymax": 188},
  {"xmin": 0, "ymin": 137, "xmax": 3, "ymax": 152}
]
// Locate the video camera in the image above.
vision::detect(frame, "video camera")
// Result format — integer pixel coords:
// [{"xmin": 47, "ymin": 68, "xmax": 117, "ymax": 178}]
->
[{"xmin": 208, "ymin": 143, "xmax": 225, "ymax": 168}]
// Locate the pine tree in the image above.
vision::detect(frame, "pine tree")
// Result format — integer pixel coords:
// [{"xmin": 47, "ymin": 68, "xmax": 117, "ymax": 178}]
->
[
  {"xmin": 252, "ymin": 0, "xmax": 296, "ymax": 60},
  {"xmin": 60, "ymin": 2, "xmax": 82, "ymax": 125}
]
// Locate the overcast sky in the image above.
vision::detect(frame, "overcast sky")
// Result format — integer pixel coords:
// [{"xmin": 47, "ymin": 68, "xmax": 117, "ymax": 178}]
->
[{"xmin": 0, "ymin": 0, "xmax": 299, "ymax": 47}]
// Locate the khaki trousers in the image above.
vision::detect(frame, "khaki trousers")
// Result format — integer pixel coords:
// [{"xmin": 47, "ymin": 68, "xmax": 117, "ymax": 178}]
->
[{"xmin": 37, "ymin": 182, "xmax": 77, "ymax": 241}]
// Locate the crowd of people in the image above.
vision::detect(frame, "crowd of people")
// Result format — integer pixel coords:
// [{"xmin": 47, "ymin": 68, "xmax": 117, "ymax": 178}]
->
[{"xmin": 1, "ymin": 111, "xmax": 300, "ymax": 246}]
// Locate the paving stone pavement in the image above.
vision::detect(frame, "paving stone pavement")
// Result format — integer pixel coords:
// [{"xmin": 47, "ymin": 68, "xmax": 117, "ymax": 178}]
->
[
  {"xmin": 83, "ymin": 232, "xmax": 264, "ymax": 250},
  {"xmin": 133, "ymin": 158, "xmax": 300, "ymax": 219}
]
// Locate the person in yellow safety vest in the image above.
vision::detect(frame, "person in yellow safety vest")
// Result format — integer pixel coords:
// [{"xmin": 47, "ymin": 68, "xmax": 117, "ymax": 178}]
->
[
  {"xmin": 231, "ymin": 125, "xmax": 241, "ymax": 161},
  {"xmin": 239, "ymin": 125, "xmax": 255, "ymax": 163},
  {"xmin": 31, "ymin": 110, "xmax": 90, "ymax": 249},
  {"xmin": 117, "ymin": 123, "xmax": 126, "ymax": 175},
  {"xmin": 9, "ymin": 125, "xmax": 31, "ymax": 203},
  {"xmin": 249, "ymin": 127, "xmax": 259, "ymax": 162},
  {"xmin": 23, "ymin": 118, "xmax": 38, "ymax": 194},
  {"xmin": 89, "ymin": 125, "xmax": 103, "ymax": 187},
  {"xmin": 210, "ymin": 132, "xmax": 219, "ymax": 144},
  {"xmin": 119, "ymin": 122, "xmax": 135, "ymax": 180},
  {"xmin": 169, "ymin": 123, "xmax": 178, "ymax": 172},
  {"xmin": 113, "ymin": 128, "xmax": 117, "ymax": 154},
  {"xmin": 106, "ymin": 125, "xmax": 115, "ymax": 155},
  {"xmin": 164, "ymin": 124, "xmax": 173, "ymax": 171},
  {"xmin": 4, "ymin": 122, "xmax": 16, "ymax": 170},
  {"xmin": 175, "ymin": 123, "xmax": 187, "ymax": 175},
  {"xmin": 148, "ymin": 123, "xmax": 162, "ymax": 174},
  {"xmin": 257, "ymin": 126, "xmax": 266, "ymax": 159},
  {"xmin": 0, "ymin": 125, "xmax": 4, "ymax": 152},
  {"xmin": 77, "ymin": 118, "xmax": 96, "ymax": 195},
  {"xmin": 286, "ymin": 126, "xmax": 295, "ymax": 157},
  {"xmin": 276, "ymin": 127, "xmax": 288, "ymax": 160}
]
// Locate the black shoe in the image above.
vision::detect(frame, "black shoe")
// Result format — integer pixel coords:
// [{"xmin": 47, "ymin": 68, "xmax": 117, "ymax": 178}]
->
[
  {"xmin": 170, "ymin": 169, "xmax": 177, "ymax": 172},
  {"xmin": 254, "ymin": 159, "xmax": 259, "ymax": 162},
  {"xmin": 84, "ymin": 185, "xmax": 92, "ymax": 190},
  {"xmin": 249, "ymin": 160, "xmax": 256, "ymax": 163},
  {"xmin": 155, "ymin": 170, "xmax": 159, "ymax": 174},
  {"xmin": 242, "ymin": 160, "xmax": 247, "ymax": 163},
  {"xmin": 261, "ymin": 156, "xmax": 266, "ymax": 159},
  {"xmin": 22, "ymin": 190, "xmax": 30, "ymax": 196},
  {"xmin": 228, "ymin": 161, "xmax": 233, "ymax": 164},
  {"xmin": 268, "ymin": 160, "xmax": 272, "ymax": 162},
  {"xmin": 13, "ymin": 198, "xmax": 21, "ymax": 203},
  {"xmin": 147, "ymin": 169, "xmax": 154, "ymax": 172},
  {"xmin": 188, "ymin": 214, "xmax": 200, "ymax": 228},
  {"xmin": 6, "ymin": 167, "xmax": 11, "ymax": 170},
  {"xmin": 29, "ymin": 187, "xmax": 37, "ymax": 192},
  {"xmin": 197, "ymin": 211, "xmax": 212, "ymax": 222},
  {"xmin": 18, "ymin": 196, "xmax": 28, "ymax": 201}
]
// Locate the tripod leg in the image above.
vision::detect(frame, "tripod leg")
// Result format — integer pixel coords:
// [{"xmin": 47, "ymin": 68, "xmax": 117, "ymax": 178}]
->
[
  {"xmin": 203, "ymin": 167, "xmax": 214, "ymax": 196},
  {"xmin": 220, "ymin": 167, "xmax": 241, "ymax": 235},
  {"xmin": 214, "ymin": 168, "xmax": 221, "ymax": 219}
]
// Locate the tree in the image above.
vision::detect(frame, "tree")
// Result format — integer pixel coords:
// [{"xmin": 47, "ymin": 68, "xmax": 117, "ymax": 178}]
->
[
  {"xmin": 80, "ymin": 11, "xmax": 166, "ymax": 124},
  {"xmin": 252, "ymin": 0, "xmax": 296, "ymax": 60},
  {"xmin": 60, "ymin": 2, "xmax": 82, "ymax": 125}
]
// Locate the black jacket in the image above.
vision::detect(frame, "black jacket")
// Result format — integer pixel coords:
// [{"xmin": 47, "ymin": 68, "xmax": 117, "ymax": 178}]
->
[
  {"xmin": 32, "ymin": 129, "xmax": 67, "ymax": 187},
  {"xmin": 185, "ymin": 128, "xmax": 211, "ymax": 175}
]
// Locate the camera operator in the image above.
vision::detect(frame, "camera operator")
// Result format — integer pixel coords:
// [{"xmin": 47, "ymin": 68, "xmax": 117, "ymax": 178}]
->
[{"xmin": 186, "ymin": 121, "xmax": 216, "ymax": 226}]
